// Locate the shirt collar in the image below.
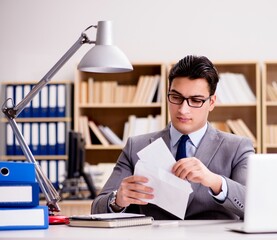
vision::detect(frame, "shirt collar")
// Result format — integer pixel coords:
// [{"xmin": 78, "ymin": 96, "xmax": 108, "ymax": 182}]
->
[{"xmin": 170, "ymin": 122, "xmax": 207, "ymax": 148}]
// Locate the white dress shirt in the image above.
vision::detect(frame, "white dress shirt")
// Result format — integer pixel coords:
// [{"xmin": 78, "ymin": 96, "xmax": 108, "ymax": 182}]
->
[{"xmin": 170, "ymin": 122, "xmax": 227, "ymax": 201}]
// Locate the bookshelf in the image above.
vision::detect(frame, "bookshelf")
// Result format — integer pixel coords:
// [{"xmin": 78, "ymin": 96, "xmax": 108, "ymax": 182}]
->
[
  {"xmin": 0, "ymin": 81, "xmax": 72, "ymax": 188},
  {"xmin": 210, "ymin": 61, "xmax": 261, "ymax": 153},
  {"xmin": 74, "ymin": 63, "xmax": 167, "ymax": 164},
  {"xmin": 262, "ymin": 62, "xmax": 277, "ymax": 153},
  {"xmin": 167, "ymin": 61, "xmax": 261, "ymax": 153}
]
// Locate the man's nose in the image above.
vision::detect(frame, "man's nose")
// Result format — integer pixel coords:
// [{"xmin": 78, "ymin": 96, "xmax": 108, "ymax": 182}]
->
[{"xmin": 178, "ymin": 100, "xmax": 191, "ymax": 113}]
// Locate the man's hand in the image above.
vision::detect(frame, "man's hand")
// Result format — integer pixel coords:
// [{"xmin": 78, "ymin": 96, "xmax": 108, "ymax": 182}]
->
[
  {"xmin": 115, "ymin": 175, "xmax": 154, "ymax": 208},
  {"xmin": 172, "ymin": 157, "xmax": 222, "ymax": 194}
]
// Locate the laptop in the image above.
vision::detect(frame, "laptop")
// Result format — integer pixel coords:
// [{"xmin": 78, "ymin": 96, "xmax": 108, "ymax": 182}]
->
[{"xmin": 229, "ymin": 154, "xmax": 277, "ymax": 233}]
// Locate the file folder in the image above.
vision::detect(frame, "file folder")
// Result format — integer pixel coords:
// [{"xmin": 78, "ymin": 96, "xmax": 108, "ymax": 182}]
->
[
  {"xmin": 5, "ymin": 85, "xmax": 14, "ymax": 106},
  {"xmin": 0, "ymin": 181, "xmax": 39, "ymax": 207},
  {"xmin": 48, "ymin": 123, "xmax": 57, "ymax": 155},
  {"xmin": 31, "ymin": 123, "xmax": 40, "ymax": 155},
  {"xmin": 39, "ymin": 123, "xmax": 48, "ymax": 155},
  {"xmin": 0, "ymin": 162, "xmax": 36, "ymax": 182},
  {"xmin": 23, "ymin": 84, "xmax": 32, "ymax": 118},
  {"xmin": 23, "ymin": 123, "xmax": 31, "ymax": 155},
  {"xmin": 6, "ymin": 124, "xmax": 14, "ymax": 156},
  {"xmin": 40, "ymin": 86, "xmax": 49, "ymax": 117},
  {"xmin": 0, "ymin": 206, "xmax": 49, "ymax": 230},
  {"xmin": 57, "ymin": 84, "xmax": 66, "ymax": 117},
  {"xmin": 31, "ymin": 85, "xmax": 40, "ymax": 117},
  {"xmin": 49, "ymin": 85, "xmax": 57, "ymax": 117},
  {"xmin": 15, "ymin": 85, "xmax": 24, "ymax": 118},
  {"xmin": 57, "ymin": 122, "xmax": 66, "ymax": 155},
  {"xmin": 49, "ymin": 160, "xmax": 58, "ymax": 188}
]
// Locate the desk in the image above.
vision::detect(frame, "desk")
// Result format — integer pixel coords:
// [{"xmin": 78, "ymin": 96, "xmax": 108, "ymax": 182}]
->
[
  {"xmin": 40, "ymin": 200, "xmax": 92, "ymax": 217},
  {"xmin": 0, "ymin": 220, "xmax": 277, "ymax": 240}
]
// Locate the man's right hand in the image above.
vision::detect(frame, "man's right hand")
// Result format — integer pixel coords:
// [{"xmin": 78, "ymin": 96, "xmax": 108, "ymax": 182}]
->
[{"xmin": 115, "ymin": 175, "xmax": 154, "ymax": 208}]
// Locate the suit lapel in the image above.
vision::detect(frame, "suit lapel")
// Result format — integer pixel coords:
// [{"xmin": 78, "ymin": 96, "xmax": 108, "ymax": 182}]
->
[
  {"xmin": 149, "ymin": 125, "xmax": 171, "ymax": 148},
  {"xmin": 186, "ymin": 124, "xmax": 224, "ymax": 208}
]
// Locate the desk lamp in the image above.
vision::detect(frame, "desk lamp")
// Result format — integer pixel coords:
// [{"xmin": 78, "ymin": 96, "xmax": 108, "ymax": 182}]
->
[{"xmin": 1, "ymin": 20, "xmax": 133, "ymax": 224}]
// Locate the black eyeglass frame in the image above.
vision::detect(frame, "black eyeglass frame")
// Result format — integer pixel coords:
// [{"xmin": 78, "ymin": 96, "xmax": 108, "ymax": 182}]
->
[{"xmin": 167, "ymin": 93, "xmax": 212, "ymax": 108}]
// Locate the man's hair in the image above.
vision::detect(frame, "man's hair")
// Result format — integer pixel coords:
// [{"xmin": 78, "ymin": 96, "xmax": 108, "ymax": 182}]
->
[{"xmin": 168, "ymin": 55, "xmax": 219, "ymax": 95}]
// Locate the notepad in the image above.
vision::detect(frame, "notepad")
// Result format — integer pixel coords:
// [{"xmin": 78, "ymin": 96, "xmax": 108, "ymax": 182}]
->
[{"xmin": 68, "ymin": 213, "xmax": 153, "ymax": 228}]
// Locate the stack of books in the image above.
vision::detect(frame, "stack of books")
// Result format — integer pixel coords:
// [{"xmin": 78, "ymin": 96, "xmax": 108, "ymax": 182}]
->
[
  {"xmin": 0, "ymin": 161, "xmax": 49, "ymax": 230},
  {"xmin": 79, "ymin": 114, "xmax": 162, "ymax": 146},
  {"xmin": 216, "ymin": 72, "xmax": 256, "ymax": 104},
  {"xmin": 210, "ymin": 119, "xmax": 256, "ymax": 144},
  {"xmin": 80, "ymin": 75, "xmax": 161, "ymax": 104}
]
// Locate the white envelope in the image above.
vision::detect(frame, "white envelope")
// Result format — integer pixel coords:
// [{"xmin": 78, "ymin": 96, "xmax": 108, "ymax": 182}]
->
[{"xmin": 134, "ymin": 137, "xmax": 193, "ymax": 219}]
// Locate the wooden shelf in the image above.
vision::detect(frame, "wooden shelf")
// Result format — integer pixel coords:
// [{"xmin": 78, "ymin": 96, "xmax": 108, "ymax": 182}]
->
[
  {"xmin": 262, "ymin": 62, "xmax": 277, "ymax": 153},
  {"xmin": 213, "ymin": 62, "xmax": 261, "ymax": 153},
  {"xmin": 74, "ymin": 63, "xmax": 167, "ymax": 165}
]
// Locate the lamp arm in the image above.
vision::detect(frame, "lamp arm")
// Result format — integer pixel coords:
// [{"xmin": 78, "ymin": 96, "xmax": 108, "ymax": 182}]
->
[
  {"xmin": 1, "ymin": 26, "xmax": 96, "ymax": 213},
  {"xmin": 6, "ymin": 118, "xmax": 60, "ymax": 212},
  {"xmin": 15, "ymin": 32, "xmax": 92, "ymax": 116}
]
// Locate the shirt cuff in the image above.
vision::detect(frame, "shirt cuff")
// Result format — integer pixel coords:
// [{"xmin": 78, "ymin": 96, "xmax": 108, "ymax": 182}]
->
[{"xmin": 208, "ymin": 176, "xmax": 227, "ymax": 201}]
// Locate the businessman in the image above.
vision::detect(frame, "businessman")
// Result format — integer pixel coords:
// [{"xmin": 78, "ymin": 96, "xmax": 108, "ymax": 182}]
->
[{"xmin": 92, "ymin": 55, "xmax": 255, "ymax": 220}]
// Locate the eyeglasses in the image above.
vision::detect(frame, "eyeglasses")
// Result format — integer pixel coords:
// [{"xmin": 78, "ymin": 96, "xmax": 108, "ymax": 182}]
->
[{"xmin": 167, "ymin": 93, "xmax": 211, "ymax": 108}]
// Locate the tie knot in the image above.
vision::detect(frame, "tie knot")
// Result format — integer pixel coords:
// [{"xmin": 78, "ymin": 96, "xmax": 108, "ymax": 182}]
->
[{"xmin": 180, "ymin": 135, "xmax": 189, "ymax": 143}]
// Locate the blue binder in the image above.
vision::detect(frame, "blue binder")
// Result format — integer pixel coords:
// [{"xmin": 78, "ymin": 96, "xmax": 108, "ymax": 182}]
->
[
  {"xmin": 31, "ymin": 123, "xmax": 40, "ymax": 155},
  {"xmin": 22, "ymin": 85, "xmax": 32, "ymax": 118},
  {"xmin": 48, "ymin": 85, "xmax": 57, "ymax": 117},
  {"xmin": 48, "ymin": 123, "xmax": 57, "ymax": 155},
  {"xmin": 39, "ymin": 123, "xmax": 48, "ymax": 155},
  {"xmin": 0, "ymin": 162, "xmax": 36, "ymax": 182},
  {"xmin": 0, "ymin": 181, "xmax": 39, "ymax": 207},
  {"xmin": 57, "ymin": 84, "xmax": 66, "ymax": 117},
  {"xmin": 40, "ymin": 86, "xmax": 49, "ymax": 117},
  {"xmin": 15, "ymin": 85, "xmax": 24, "ymax": 118},
  {"xmin": 57, "ymin": 122, "xmax": 66, "ymax": 155},
  {"xmin": 0, "ymin": 206, "xmax": 49, "ymax": 230},
  {"xmin": 6, "ymin": 124, "xmax": 14, "ymax": 156},
  {"xmin": 31, "ymin": 85, "xmax": 40, "ymax": 118}
]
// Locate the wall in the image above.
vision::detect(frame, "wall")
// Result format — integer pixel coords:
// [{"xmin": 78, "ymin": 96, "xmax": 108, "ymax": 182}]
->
[{"xmin": 0, "ymin": 0, "xmax": 277, "ymax": 82}]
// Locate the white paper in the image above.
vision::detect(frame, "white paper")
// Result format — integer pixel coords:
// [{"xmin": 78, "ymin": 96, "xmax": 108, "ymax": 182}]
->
[
  {"xmin": 137, "ymin": 137, "xmax": 175, "ymax": 172},
  {"xmin": 134, "ymin": 137, "xmax": 193, "ymax": 219}
]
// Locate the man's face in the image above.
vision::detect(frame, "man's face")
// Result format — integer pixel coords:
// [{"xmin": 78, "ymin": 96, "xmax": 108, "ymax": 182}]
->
[{"xmin": 168, "ymin": 77, "xmax": 216, "ymax": 135}]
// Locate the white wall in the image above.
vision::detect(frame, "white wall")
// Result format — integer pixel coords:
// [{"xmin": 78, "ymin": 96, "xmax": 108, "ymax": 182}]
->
[{"xmin": 1, "ymin": 0, "xmax": 277, "ymax": 82}]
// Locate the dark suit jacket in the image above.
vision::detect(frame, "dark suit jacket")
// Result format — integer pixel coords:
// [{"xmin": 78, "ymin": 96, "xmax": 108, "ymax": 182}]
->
[{"xmin": 92, "ymin": 123, "xmax": 255, "ymax": 220}]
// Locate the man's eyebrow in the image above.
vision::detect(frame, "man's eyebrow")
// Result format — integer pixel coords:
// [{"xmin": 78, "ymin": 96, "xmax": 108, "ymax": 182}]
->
[
  {"xmin": 168, "ymin": 89, "xmax": 182, "ymax": 95},
  {"xmin": 168, "ymin": 89, "xmax": 205, "ymax": 98}
]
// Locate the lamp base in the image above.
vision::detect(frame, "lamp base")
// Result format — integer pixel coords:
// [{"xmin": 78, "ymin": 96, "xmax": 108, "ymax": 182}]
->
[{"xmin": 49, "ymin": 215, "xmax": 69, "ymax": 225}]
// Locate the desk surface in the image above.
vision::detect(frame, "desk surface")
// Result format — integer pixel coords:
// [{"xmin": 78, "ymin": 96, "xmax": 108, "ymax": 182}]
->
[{"xmin": 0, "ymin": 220, "xmax": 277, "ymax": 240}]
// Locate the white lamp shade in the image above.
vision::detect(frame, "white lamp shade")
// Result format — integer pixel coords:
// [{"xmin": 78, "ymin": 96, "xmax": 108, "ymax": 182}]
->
[
  {"xmin": 78, "ymin": 45, "xmax": 133, "ymax": 73},
  {"xmin": 78, "ymin": 21, "xmax": 133, "ymax": 73}
]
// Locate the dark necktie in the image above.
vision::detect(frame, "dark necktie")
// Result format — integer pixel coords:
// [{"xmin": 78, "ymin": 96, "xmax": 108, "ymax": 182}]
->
[{"xmin": 176, "ymin": 135, "xmax": 189, "ymax": 161}]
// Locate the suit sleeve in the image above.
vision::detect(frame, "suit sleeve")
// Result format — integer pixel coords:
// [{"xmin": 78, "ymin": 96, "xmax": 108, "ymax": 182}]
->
[
  {"xmin": 91, "ymin": 137, "xmax": 139, "ymax": 214},
  {"xmin": 217, "ymin": 136, "xmax": 254, "ymax": 218}
]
